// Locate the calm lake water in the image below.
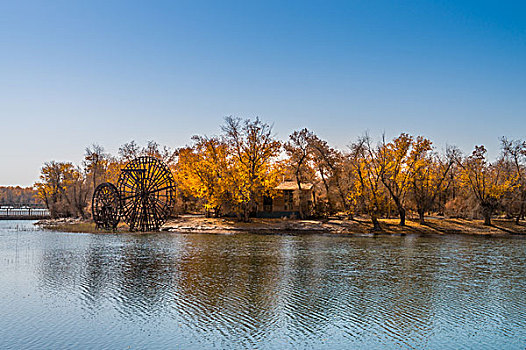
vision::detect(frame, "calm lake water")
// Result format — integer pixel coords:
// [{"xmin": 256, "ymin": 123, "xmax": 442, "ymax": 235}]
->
[{"xmin": 1, "ymin": 220, "xmax": 525, "ymax": 349}]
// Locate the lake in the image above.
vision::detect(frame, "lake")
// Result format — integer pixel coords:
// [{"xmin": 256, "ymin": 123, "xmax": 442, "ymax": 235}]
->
[{"xmin": 0, "ymin": 220, "xmax": 525, "ymax": 349}]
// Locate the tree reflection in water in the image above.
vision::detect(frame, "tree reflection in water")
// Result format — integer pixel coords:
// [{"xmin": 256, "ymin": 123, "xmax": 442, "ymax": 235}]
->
[{"xmin": 35, "ymin": 232, "xmax": 526, "ymax": 348}]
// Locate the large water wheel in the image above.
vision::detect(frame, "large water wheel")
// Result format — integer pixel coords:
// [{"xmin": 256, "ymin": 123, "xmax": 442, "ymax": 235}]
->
[
  {"xmin": 92, "ymin": 182, "xmax": 121, "ymax": 230},
  {"xmin": 117, "ymin": 156, "xmax": 176, "ymax": 231}
]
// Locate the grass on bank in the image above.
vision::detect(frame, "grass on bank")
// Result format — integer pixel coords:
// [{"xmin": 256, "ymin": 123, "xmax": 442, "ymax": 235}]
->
[
  {"xmin": 37, "ymin": 219, "xmax": 126, "ymax": 234},
  {"xmin": 36, "ymin": 215, "xmax": 526, "ymax": 235}
]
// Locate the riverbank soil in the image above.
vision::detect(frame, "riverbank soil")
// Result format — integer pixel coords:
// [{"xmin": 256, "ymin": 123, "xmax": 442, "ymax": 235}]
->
[
  {"xmin": 36, "ymin": 215, "xmax": 526, "ymax": 235},
  {"xmin": 163, "ymin": 216, "xmax": 526, "ymax": 235}
]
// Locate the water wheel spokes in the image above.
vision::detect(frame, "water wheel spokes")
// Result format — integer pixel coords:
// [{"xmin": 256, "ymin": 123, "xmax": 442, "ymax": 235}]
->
[
  {"xmin": 92, "ymin": 182, "xmax": 121, "ymax": 230},
  {"xmin": 117, "ymin": 156, "xmax": 176, "ymax": 231}
]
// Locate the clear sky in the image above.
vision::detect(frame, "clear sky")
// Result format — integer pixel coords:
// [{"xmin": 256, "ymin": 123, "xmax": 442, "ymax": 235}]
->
[{"xmin": 1, "ymin": 0, "xmax": 525, "ymax": 186}]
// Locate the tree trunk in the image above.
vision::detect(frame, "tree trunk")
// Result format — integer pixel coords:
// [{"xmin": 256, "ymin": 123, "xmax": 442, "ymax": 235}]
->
[
  {"xmin": 516, "ymin": 203, "xmax": 524, "ymax": 225},
  {"xmin": 484, "ymin": 214, "xmax": 491, "ymax": 226},
  {"xmin": 371, "ymin": 214, "xmax": 382, "ymax": 231},
  {"xmin": 482, "ymin": 205, "xmax": 492, "ymax": 226},
  {"xmin": 243, "ymin": 207, "xmax": 250, "ymax": 222},
  {"xmin": 418, "ymin": 209, "xmax": 425, "ymax": 225},
  {"xmin": 398, "ymin": 206, "xmax": 406, "ymax": 226},
  {"xmin": 295, "ymin": 175, "xmax": 304, "ymax": 219},
  {"xmin": 335, "ymin": 178, "xmax": 350, "ymax": 214},
  {"xmin": 319, "ymin": 170, "xmax": 333, "ymax": 213}
]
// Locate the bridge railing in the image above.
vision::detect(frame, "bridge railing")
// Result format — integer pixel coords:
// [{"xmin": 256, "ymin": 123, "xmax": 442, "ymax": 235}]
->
[{"xmin": 0, "ymin": 207, "xmax": 50, "ymax": 218}]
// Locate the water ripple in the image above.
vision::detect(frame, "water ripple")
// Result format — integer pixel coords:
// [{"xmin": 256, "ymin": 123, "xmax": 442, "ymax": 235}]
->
[{"xmin": 1, "ymin": 224, "xmax": 526, "ymax": 349}]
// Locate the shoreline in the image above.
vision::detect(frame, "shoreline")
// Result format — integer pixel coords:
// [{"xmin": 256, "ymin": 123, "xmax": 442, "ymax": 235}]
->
[{"xmin": 35, "ymin": 215, "xmax": 526, "ymax": 236}]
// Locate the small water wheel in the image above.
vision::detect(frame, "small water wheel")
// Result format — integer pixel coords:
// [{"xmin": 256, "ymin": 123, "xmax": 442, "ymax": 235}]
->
[
  {"xmin": 117, "ymin": 156, "xmax": 176, "ymax": 231},
  {"xmin": 92, "ymin": 182, "xmax": 121, "ymax": 230}
]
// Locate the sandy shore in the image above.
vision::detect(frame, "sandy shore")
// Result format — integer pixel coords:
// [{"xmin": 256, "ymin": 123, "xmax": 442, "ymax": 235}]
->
[{"xmin": 36, "ymin": 215, "xmax": 526, "ymax": 236}]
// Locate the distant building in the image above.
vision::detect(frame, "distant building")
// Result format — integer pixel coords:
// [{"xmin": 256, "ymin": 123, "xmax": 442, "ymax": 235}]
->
[{"xmin": 258, "ymin": 180, "xmax": 314, "ymax": 217}]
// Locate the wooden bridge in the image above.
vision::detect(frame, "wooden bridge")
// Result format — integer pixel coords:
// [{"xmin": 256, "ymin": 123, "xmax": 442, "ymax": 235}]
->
[{"xmin": 0, "ymin": 206, "xmax": 50, "ymax": 220}]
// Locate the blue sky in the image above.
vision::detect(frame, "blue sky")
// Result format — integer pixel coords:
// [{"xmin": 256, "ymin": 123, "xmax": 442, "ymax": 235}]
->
[{"xmin": 1, "ymin": 0, "xmax": 525, "ymax": 186}]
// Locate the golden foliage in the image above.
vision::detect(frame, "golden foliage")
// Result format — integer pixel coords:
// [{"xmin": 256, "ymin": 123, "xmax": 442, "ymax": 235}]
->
[{"xmin": 32, "ymin": 120, "xmax": 525, "ymax": 228}]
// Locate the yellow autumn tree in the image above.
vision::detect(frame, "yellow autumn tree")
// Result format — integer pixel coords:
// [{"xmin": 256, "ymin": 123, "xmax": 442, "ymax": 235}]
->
[
  {"xmin": 221, "ymin": 117, "xmax": 282, "ymax": 221},
  {"xmin": 83, "ymin": 144, "xmax": 109, "ymax": 198},
  {"xmin": 284, "ymin": 128, "xmax": 317, "ymax": 219},
  {"xmin": 308, "ymin": 134, "xmax": 352, "ymax": 215},
  {"xmin": 35, "ymin": 161, "xmax": 88, "ymax": 218},
  {"xmin": 500, "ymin": 137, "xmax": 526, "ymax": 223},
  {"xmin": 377, "ymin": 133, "xmax": 419, "ymax": 226},
  {"xmin": 174, "ymin": 136, "xmax": 229, "ymax": 217},
  {"xmin": 408, "ymin": 140, "xmax": 457, "ymax": 224},
  {"xmin": 348, "ymin": 135, "xmax": 388, "ymax": 231},
  {"xmin": 458, "ymin": 145, "xmax": 514, "ymax": 225}
]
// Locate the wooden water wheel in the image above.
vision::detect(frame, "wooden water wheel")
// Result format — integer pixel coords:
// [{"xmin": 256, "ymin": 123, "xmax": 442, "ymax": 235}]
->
[
  {"xmin": 92, "ymin": 182, "xmax": 121, "ymax": 230},
  {"xmin": 117, "ymin": 156, "xmax": 176, "ymax": 231}
]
